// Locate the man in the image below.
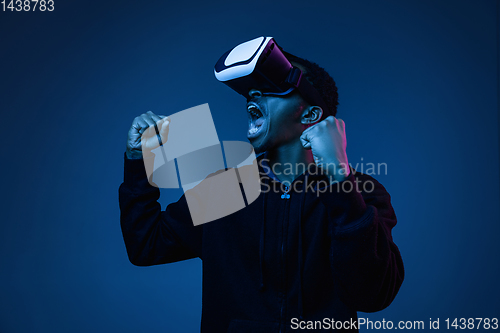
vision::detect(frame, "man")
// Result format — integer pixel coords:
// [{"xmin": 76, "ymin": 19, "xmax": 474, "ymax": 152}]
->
[{"xmin": 119, "ymin": 40, "xmax": 404, "ymax": 332}]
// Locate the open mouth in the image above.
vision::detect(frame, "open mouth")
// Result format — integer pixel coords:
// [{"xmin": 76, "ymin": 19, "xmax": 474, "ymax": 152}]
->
[{"xmin": 247, "ymin": 102, "xmax": 265, "ymax": 138}]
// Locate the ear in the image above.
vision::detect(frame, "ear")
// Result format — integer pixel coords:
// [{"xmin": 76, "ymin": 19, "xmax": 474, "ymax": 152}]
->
[{"xmin": 301, "ymin": 106, "xmax": 323, "ymax": 125}]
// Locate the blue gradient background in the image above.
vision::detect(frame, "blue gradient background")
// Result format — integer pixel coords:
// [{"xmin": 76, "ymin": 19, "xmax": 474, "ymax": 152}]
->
[{"xmin": 1, "ymin": 0, "xmax": 499, "ymax": 332}]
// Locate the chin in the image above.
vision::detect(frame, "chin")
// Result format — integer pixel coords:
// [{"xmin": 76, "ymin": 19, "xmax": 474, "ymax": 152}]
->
[
  {"xmin": 249, "ymin": 139, "xmax": 268, "ymax": 155},
  {"xmin": 250, "ymin": 142, "xmax": 264, "ymax": 155}
]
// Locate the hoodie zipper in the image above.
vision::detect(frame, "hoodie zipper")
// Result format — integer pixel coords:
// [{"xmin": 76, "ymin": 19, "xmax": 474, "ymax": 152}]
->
[
  {"xmin": 281, "ymin": 185, "xmax": 291, "ymax": 199},
  {"xmin": 279, "ymin": 186, "xmax": 291, "ymax": 333}
]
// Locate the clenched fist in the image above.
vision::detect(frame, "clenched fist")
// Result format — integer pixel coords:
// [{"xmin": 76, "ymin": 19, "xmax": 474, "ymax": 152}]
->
[
  {"xmin": 300, "ymin": 116, "xmax": 350, "ymax": 182},
  {"xmin": 126, "ymin": 111, "xmax": 170, "ymax": 159}
]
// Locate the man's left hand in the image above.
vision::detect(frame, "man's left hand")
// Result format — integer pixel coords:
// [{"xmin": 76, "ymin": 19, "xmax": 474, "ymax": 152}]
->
[{"xmin": 300, "ymin": 116, "xmax": 350, "ymax": 183}]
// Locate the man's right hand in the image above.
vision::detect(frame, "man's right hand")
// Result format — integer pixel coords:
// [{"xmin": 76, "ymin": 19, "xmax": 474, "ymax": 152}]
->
[{"xmin": 126, "ymin": 111, "xmax": 170, "ymax": 159}]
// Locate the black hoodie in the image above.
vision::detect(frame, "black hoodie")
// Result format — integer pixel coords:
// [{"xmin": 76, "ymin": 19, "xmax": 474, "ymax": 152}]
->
[{"xmin": 119, "ymin": 154, "xmax": 404, "ymax": 332}]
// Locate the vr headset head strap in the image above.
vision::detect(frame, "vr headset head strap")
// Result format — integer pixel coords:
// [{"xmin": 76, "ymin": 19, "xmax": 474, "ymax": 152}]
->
[{"xmin": 293, "ymin": 68, "xmax": 330, "ymax": 117}]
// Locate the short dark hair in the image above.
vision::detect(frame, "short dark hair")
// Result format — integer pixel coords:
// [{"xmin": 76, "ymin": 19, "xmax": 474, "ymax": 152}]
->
[{"xmin": 283, "ymin": 51, "xmax": 339, "ymax": 118}]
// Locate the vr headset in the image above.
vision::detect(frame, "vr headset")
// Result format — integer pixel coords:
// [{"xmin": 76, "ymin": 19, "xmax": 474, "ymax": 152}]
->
[{"xmin": 214, "ymin": 36, "xmax": 329, "ymax": 113}]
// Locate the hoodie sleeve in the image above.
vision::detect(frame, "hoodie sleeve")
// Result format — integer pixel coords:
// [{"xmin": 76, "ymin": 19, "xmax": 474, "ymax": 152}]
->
[
  {"xmin": 318, "ymin": 173, "xmax": 404, "ymax": 312},
  {"xmin": 118, "ymin": 154, "xmax": 202, "ymax": 266}
]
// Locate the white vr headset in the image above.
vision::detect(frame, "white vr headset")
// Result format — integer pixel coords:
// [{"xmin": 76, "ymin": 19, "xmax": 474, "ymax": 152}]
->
[{"xmin": 214, "ymin": 36, "xmax": 329, "ymax": 113}]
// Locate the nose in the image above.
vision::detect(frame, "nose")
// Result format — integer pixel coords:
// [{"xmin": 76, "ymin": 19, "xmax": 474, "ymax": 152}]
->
[{"xmin": 248, "ymin": 89, "xmax": 263, "ymax": 99}]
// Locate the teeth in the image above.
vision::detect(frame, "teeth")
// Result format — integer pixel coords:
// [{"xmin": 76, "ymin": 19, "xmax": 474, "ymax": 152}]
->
[
  {"xmin": 247, "ymin": 105, "xmax": 262, "ymax": 118},
  {"xmin": 247, "ymin": 104, "xmax": 263, "ymax": 136}
]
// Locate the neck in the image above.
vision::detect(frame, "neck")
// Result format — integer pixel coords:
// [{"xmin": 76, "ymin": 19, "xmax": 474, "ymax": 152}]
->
[{"xmin": 266, "ymin": 139, "xmax": 314, "ymax": 185}]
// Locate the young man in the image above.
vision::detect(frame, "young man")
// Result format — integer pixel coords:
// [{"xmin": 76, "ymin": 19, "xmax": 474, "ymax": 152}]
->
[{"xmin": 119, "ymin": 43, "xmax": 404, "ymax": 332}]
